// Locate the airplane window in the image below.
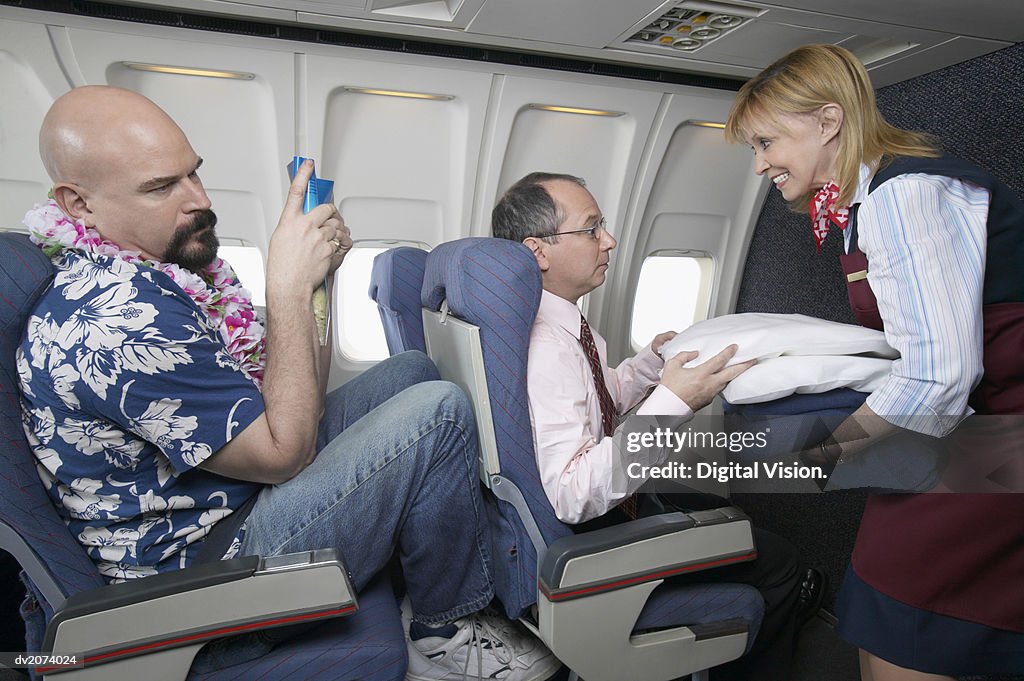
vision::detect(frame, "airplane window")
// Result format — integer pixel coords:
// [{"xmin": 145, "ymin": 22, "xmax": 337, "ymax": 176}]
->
[
  {"xmin": 335, "ymin": 245, "xmax": 391, "ymax": 363},
  {"xmin": 218, "ymin": 242, "xmax": 266, "ymax": 307},
  {"xmin": 630, "ymin": 253, "xmax": 714, "ymax": 351}
]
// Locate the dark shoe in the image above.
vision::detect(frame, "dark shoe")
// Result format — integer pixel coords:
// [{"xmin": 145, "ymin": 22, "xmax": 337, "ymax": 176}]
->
[{"xmin": 795, "ymin": 567, "xmax": 827, "ymax": 629}]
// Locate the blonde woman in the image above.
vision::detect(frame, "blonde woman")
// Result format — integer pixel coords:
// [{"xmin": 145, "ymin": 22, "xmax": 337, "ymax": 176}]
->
[{"xmin": 725, "ymin": 44, "xmax": 1024, "ymax": 680}]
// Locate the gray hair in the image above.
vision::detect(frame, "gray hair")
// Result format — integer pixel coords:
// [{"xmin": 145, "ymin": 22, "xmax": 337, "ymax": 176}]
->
[{"xmin": 491, "ymin": 172, "xmax": 586, "ymax": 243}]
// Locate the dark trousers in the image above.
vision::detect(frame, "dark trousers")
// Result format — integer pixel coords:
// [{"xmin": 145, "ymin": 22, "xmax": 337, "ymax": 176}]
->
[
  {"xmin": 577, "ymin": 491, "xmax": 801, "ymax": 681},
  {"xmin": 695, "ymin": 527, "xmax": 800, "ymax": 681}
]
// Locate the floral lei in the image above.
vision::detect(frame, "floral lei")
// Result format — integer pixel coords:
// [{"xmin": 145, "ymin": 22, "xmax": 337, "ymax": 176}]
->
[{"xmin": 24, "ymin": 199, "xmax": 266, "ymax": 388}]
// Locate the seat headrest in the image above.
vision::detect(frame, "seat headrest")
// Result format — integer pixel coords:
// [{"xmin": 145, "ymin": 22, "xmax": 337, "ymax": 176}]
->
[
  {"xmin": 0, "ymin": 233, "xmax": 54, "ymax": 369},
  {"xmin": 421, "ymin": 237, "xmax": 541, "ymax": 324},
  {"xmin": 369, "ymin": 247, "xmax": 430, "ymax": 355},
  {"xmin": 368, "ymin": 246, "xmax": 428, "ymax": 306}
]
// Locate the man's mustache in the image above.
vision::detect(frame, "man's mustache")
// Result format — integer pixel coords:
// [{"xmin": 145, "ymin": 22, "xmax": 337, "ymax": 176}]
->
[{"xmin": 182, "ymin": 210, "xmax": 217, "ymax": 237}]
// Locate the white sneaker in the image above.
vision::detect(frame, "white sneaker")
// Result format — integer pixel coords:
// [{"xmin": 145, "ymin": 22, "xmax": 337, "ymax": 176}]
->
[{"xmin": 405, "ymin": 612, "xmax": 561, "ymax": 681}]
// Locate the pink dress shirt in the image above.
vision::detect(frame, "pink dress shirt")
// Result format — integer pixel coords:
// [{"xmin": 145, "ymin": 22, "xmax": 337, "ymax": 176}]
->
[{"xmin": 527, "ymin": 291, "xmax": 693, "ymax": 524}]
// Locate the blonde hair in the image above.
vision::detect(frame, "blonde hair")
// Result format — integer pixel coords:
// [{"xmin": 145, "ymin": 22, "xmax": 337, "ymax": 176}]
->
[{"xmin": 725, "ymin": 44, "xmax": 939, "ymax": 209}]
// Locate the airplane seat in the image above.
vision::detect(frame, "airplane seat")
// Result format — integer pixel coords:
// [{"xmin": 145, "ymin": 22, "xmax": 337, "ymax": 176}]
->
[
  {"xmin": 0, "ymin": 232, "xmax": 406, "ymax": 681},
  {"xmin": 419, "ymin": 236, "xmax": 765, "ymax": 681},
  {"xmin": 369, "ymin": 246, "xmax": 429, "ymax": 355}
]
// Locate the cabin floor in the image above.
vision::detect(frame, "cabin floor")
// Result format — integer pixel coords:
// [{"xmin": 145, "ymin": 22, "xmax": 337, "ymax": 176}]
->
[{"xmin": 792, "ymin": 610, "xmax": 860, "ymax": 680}]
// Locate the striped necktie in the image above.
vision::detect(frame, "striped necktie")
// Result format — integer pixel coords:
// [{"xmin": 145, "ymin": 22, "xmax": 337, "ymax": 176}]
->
[{"xmin": 579, "ymin": 316, "xmax": 638, "ymax": 519}]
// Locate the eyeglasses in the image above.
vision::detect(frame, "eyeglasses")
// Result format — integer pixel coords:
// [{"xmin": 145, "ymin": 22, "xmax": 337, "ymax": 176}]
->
[{"xmin": 530, "ymin": 217, "xmax": 608, "ymax": 241}]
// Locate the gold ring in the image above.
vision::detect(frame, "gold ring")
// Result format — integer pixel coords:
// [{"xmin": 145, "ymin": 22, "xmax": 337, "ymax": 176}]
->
[{"xmin": 328, "ymin": 238, "xmax": 342, "ymax": 251}]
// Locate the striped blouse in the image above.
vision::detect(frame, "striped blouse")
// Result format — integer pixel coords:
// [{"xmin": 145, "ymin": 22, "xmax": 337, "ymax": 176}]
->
[{"xmin": 844, "ymin": 163, "xmax": 990, "ymax": 437}]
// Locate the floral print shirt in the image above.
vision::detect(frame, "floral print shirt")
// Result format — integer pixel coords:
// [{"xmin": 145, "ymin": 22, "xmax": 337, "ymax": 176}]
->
[{"xmin": 18, "ymin": 250, "xmax": 265, "ymax": 582}]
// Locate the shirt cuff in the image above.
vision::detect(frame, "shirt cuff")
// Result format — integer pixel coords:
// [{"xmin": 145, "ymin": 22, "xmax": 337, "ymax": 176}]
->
[
  {"xmin": 637, "ymin": 385, "xmax": 693, "ymax": 417},
  {"xmin": 638, "ymin": 342, "xmax": 667, "ymax": 367},
  {"xmin": 865, "ymin": 388, "xmax": 970, "ymax": 438}
]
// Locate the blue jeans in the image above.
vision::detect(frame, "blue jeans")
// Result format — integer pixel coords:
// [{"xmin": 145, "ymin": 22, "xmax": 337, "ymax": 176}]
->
[{"xmin": 240, "ymin": 351, "xmax": 494, "ymax": 625}]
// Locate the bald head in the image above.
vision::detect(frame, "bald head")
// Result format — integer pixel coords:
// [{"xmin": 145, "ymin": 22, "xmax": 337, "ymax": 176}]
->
[
  {"xmin": 40, "ymin": 86, "xmax": 187, "ymax": 188},
  {"xmin": 39, "ymin": 86, "xmax": 216, "ymax": 268}
]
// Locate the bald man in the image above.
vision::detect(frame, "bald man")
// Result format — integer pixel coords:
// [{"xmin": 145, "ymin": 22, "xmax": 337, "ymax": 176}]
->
[{"xmin": 20, "ymin": 87, "xmax": 558, "ymax": 680}]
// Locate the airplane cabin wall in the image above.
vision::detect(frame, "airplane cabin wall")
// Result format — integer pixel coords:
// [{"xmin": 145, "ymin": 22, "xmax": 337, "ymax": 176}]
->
[{"xmin": 0, "ymin": 5, "xmax": 761, "ymax": 389}]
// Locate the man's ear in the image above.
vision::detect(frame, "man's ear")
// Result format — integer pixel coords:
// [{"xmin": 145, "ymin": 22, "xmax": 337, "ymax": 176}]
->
[
  {"xmin": 522, "ymin": 237, "xmax": 550, "ymax": 272},
  {"xmin": 51, "ymin": 183, "xmax": 95, "ymax": 227},
  {"xmin": 818, "ymin": 103, "xmax": 844, "ymax": 144}
]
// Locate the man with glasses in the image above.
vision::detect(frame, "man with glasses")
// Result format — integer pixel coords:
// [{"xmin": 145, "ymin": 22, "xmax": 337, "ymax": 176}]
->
[{"xmin": 492, "ymin": 172, "xmax": 823, "ymax": 681}]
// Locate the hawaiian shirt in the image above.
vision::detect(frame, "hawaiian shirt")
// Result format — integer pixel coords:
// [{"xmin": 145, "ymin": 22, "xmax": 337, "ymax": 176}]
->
[{"xmin": 17, "ymin": 250, "xmax": 265, "ymax": 582}]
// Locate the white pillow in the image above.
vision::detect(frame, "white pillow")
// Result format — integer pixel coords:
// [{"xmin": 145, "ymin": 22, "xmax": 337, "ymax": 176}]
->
[
  {"xmin": 659, "ymin": 313, "xmax": 898, "ymax": 366},
  {"xmin": 720, "ymin": 355, "xmax": 894, "ymax": 404}
]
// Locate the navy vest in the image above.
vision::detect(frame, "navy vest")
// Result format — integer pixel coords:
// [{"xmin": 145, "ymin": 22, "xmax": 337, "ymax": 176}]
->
[{"xmin": 839, "ymin": 156, "xmax": 1024, "ymax": 632}]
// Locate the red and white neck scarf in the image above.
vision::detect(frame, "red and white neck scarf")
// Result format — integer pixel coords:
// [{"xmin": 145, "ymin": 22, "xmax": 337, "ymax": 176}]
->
[{"xmin": 809, "ymin": 181, "xmax": 849, "ymax": 251}]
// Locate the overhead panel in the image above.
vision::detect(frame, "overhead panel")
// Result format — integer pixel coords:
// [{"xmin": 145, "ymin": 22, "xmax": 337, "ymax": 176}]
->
[
  {"xmin": 620, "ymin": 0, "xmax": 766, "ymax": 54},
  {"xmin": 610, "ymin": 1, "xmax": 935, "ymax": 74},
  {"xmin": 641, "ymin": 122, "xmax": 752, "ymax": 258},
  {"xmin": 321, "ymin": 87, "xmax": 458, "ymax": 246},
  {"xmin": 498, "ymin": 106, "xmax": 633, "ymax": 197},
  {"xmin": 305, "ymin": 54, "xmax": 492, "ymax": 244},
  {"xmin": 479, "ymin": 74, "xmax": 662, "ymax": 245}
]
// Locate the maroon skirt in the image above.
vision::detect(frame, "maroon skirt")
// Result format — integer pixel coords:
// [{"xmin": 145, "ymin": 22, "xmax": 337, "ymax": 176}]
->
[{"xmin": 851, "ymin": 302, "xmax": 1024, "ymax": 633}]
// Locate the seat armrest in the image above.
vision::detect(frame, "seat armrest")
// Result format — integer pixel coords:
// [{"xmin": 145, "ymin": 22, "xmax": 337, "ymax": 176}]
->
[
  {"xmin": 46, "ymin": 556, "xmax": 262, "ymax": 643},
  {"xmin": 534, "ymin": 509, "xmax": 757, "ymax": 680},
  {"xmin": 539, "ymin": 508, "xmax": 755, "ymax": 602},
  {"xmin": 43, "ymin": 549, "xmax": 356, "ymax": 675}
]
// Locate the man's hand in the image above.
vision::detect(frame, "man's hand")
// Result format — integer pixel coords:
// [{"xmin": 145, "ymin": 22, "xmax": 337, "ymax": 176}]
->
[
  {"xmin": 660, "ymin": 344, "xmax": 755, "ymax": 411},
  {"xmin": 267, "ymin": 159, "xmax": 349, "ymax": 291},
  {"xmin": 651, "ymin": 331, "xmax": 678, "ymax": 355},
  {"xmin": 324, "ymin": 213, "xmax": 352, "ymax": 274}
]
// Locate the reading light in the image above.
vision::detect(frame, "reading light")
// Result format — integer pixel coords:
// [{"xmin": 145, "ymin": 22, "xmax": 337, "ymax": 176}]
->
[
  {"xmin": 528, "ymin": 105, "xmax": 624, "ymax": 117},
  {"xmin": 708, "ymin": 13, "xmax": 745, "ymax": 29},
  {"xmin": 687, "ymin": 120, "xmax": 726, "ymax": 129},
  {"xmin": 121, "ymin": 62, "xmax": 255, "ymax": 80},
  {"xmin": 691, "ymin": 27, "xmax": 721, "ymax": 40},
  {"xmin": 672, "ymin": 39, "xmax": 702, "ymax": 51},
  {"xmin": 342, "ymin": 87, "xmax": 454, "ymax": 100}
]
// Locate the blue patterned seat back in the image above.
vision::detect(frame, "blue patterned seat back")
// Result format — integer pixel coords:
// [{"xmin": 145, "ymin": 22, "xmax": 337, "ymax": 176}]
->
[
  {"xmin": 422, "ymin": 238, "xmax": 568, "ymax": 618},
  {"xmin": 0, "ymin": 233, "xmax": 103, "ymax": 602},
  {"xmin": 421, "ymin": 238, "xmax": 764, "ymax": 640},
  {"xmin": 0, "ymin": 232, "xmax": 102, "ymax": 668},
  {"xmin": 369, "ymin": 247, "xmax": 429, "ymax": 355}
]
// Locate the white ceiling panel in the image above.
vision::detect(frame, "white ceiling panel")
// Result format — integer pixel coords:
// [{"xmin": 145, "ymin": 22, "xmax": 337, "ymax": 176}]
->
[
  {"xmin": 691, "ymin": 20, "xmax": 851, "ymax": 67},
  {"xmin": 758, "ymin": 0, "xmax": 1024, "ymax": 42},
  {"xmin": 468, "ymin": 0, "xmax": 667, "ymax": 47},
  {"xmin": 4, "ymin": 0, "xmax": 1019, "ymax": 86}
]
